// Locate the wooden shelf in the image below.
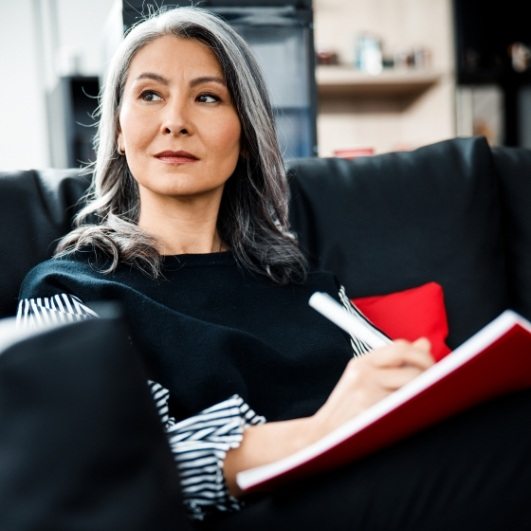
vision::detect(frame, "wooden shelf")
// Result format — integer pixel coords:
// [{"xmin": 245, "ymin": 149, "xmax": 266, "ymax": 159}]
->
[{"xmin": 316, "ymin": 66, "xmax": 441, "ymax": 97}]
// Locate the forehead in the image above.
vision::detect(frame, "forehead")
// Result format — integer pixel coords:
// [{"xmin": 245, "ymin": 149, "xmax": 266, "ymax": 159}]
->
[{"xmin": 127, "ymin": 35, "xmax": 224, "ymax": 80}]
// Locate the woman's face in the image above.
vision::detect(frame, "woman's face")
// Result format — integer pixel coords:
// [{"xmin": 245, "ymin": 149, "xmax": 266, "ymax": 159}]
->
[{"xmin": 117, "ymin": 35, "xmax": 241, "ymax": 206}]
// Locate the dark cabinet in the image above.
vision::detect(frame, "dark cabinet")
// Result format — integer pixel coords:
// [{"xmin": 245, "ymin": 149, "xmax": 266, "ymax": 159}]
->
[
  {"xmin": 47, "ymin": 76, "xmax": 99, "ymax": 167},
  {"xmin": 453, "ymin": 0, "xmax": 531, "ymax": 147}
]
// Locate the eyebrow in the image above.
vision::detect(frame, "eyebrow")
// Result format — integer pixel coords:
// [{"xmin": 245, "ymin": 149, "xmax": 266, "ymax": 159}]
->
[{"xmin": 134, "ymin": 72, "xmax": 226, "ymax": 87}]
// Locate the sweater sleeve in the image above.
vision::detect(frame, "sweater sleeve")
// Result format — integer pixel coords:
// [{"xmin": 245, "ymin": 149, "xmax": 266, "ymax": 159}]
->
[{"xmin": 15, "ymin": 293, "xmax": 266, "ymax": 521}]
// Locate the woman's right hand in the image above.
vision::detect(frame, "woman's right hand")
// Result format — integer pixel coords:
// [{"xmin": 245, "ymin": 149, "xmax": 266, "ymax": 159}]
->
[
  {"xmin": 310, "ymin": 338, "xmax": 434, "ymax": 440},
  {"xmin": 225, "ymin": 338, "xmax": 433, "ymax": 496}
]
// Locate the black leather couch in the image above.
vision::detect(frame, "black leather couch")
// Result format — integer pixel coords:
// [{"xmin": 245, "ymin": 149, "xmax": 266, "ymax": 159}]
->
[
  {"xmin": 1, "ymin": 135, "xmax": 530, "ymax": 529},
  {"xmin": 2, "ymin": 135, "xmax": 530, "ymax": 344}
]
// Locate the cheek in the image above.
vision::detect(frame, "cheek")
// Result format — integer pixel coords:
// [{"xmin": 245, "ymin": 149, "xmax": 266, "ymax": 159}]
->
[
  {"xmin": 219, "ymin": 117, "xmax": 241, "ymax": 156},
  {"xmin": 204, "ymin": 108, "xmax": 241, "ymax": 148},
  {"xmin": 119, "ymin": 106, "xmax": 150, "ymax": 148}
]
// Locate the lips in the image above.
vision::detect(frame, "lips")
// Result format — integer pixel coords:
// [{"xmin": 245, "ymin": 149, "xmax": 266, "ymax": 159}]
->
[{"xmin": 155, "ymin": 150, "xmax": 199, "ymax": 164}]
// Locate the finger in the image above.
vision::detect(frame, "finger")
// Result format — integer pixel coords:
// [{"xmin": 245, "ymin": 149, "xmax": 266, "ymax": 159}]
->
[
  {"xmin": 377, "ymin": 365, "xmax": 426, "ymax": 391},
  {"xmin": 400, "ymin": 348, "xmax": 434, "ymax": 370},
  {"xmin": 368, "ymin": 341, "xmax": 434, "ymax": 370},
  {"xmin": 412, "ymin": 337, "xmax": 431, "ymax": 353}
]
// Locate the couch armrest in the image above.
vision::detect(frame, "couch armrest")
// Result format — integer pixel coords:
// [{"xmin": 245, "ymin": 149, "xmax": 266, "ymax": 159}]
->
[
  {"xmin": 0, "ymin": 311, "xmax": 190, "ymax": 530},
  {"xmin": 0, "ymin": 169, "xmax": 90, "ymax": 317}
]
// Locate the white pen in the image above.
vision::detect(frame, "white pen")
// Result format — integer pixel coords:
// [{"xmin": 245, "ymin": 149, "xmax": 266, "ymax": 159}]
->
[{"xmin": 309, "ymin": 291, "xmax": 388, "ymax": 349}]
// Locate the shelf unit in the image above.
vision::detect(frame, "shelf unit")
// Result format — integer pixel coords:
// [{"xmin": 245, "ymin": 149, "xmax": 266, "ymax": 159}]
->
[
  {"xmin": 313, "ymin": 0, "xmax": 455, "ymax": 156},
  {"xmin": 316, "ymin": 66, "xmax": 442, "ymax": 97}
]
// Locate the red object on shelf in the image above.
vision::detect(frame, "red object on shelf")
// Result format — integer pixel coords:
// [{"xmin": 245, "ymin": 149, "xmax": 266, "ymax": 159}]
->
[{"xmin": 333, "ymin": 147, "xmax": 375, "ymax": 159}]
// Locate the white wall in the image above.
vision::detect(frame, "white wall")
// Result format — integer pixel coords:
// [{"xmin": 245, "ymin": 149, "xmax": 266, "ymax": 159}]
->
[
  {"xmin": 0, "ymin": 0, "xmax": 49, "ymax": 169},
  {"xmin": 0, "ymin": 0, "xmax": 116, "ymax": 170},
  {"xmin": 54, "ymin": 0, "xmax": 118, "ymax": 76}
]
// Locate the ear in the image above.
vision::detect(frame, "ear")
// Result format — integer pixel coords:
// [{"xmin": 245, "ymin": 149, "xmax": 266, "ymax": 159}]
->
[
  {"xmin": 116, "ymin": 129, "xmax": 124, "ymax": 154},
  {"xmin": 239, "ymin": 145, "xmax": 249, "ymax": 160}
]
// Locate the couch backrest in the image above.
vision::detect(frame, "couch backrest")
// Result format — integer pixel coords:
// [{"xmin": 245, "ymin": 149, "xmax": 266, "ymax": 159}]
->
[
  {"xmin": 287, "ymin": 136, "xmax": 528, "ymax": 347},
  {"xmin": 492, "ymin": 145, "xmax": 531, "ymax": 323},
  {"xmin": 2, "ymin": 136, "xmax": 529, "ymax": 348}
]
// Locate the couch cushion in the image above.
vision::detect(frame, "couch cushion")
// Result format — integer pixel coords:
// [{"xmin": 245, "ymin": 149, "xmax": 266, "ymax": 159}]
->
[
  {"xmin": 492, "ymin": 145, "xmax": 531, "ymax": 321},
  {"xmin": 0, "ymin": 310, "xmax": 190, "ymax": 531},
  {"xmin": 287, "ymin": 136, "xmax": 509, "ymax": 348},
  {"xmin": 0, "ymin": 169, "xmax": 90, "ymax": 318}
]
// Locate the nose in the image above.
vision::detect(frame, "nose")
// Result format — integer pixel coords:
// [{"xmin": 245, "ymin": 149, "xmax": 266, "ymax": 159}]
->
[{"xmin": 160, "ymin": 98, "xmax": 192, "ymax": 136}]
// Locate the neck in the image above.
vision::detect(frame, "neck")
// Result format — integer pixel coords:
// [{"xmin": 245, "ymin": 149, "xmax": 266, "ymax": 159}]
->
[{"xmin": 138, "ymin": 193, "xmax": 226, "ymax": 255}]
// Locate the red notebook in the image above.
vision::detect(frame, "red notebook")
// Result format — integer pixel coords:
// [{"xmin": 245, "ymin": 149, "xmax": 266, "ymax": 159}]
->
[{"xmin": 237, "ymin": 310, "xmax": 531, "ymax": 493}]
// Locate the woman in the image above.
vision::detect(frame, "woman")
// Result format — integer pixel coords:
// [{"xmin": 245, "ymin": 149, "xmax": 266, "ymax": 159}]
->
[{"xmin": 18, "ymin": 7, "xmax": 531, "ymax": 529}]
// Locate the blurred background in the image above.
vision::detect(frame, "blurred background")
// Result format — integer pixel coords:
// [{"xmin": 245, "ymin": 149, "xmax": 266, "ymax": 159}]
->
[{"xmin": 1, "ymin": 0, "xmax": 530, "ymax": 169}]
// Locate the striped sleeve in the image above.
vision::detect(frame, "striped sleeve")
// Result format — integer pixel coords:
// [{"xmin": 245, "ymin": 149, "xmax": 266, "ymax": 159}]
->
[
  {"xmin": 16, "ymin": 294, "xmax": 98, "ymax": 328},
  {"xmin": 16, "ymin": 294, "xmax": 266, "ymax": 521},
  {"xmin": 148, "ymin": 381, "xmax": 266, "ymax": 521},
  {"xmin": 338, "ymin": 285, "xmax": 391, "ymax": 357}
]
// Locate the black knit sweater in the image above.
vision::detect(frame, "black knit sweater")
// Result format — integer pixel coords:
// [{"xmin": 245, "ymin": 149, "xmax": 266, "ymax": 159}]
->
[{"xmin": 20, "ymin": 251, "xmax": 356, "ymax": 422}]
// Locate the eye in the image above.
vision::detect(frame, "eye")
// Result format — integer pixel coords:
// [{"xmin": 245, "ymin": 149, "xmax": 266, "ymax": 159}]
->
[
  {"xmin": 196, "ymin": 93, "xmax": 220, "ymax": 104},
  {"xmin": 139, "ymin": 89, "xmax": 162, "ymax": 102}
]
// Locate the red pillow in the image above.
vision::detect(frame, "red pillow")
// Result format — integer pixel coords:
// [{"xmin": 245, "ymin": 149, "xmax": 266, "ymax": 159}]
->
[{"xmin": 352, "ymin": 282, "xmax": 451, "ymax": 361}]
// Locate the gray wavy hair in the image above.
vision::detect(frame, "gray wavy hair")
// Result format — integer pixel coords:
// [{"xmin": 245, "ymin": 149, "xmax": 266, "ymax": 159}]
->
[{"xmin": 56, "ymin": 6, "xmax": 307, "ymax": 284}]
